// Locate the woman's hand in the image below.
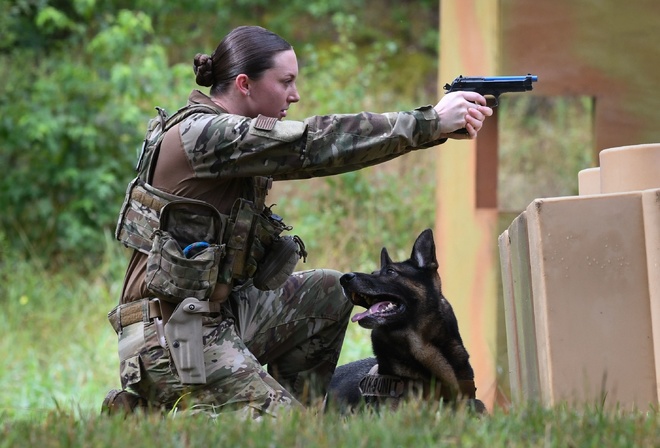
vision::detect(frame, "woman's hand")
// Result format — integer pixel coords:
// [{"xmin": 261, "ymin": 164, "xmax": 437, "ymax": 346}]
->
[{"xmin": 434, "ymin": 91, "xmax": 493, "ymax": 139}]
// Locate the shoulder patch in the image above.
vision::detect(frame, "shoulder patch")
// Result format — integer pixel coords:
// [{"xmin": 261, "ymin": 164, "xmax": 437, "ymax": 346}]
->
[{"xmin": 254, "ymin": 115, "xmax": 278, "ymax": 131}]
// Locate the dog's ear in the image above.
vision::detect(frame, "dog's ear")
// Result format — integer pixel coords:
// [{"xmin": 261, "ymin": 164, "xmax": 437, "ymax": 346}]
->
[
  {"xmin": 380, "ymin": 247, "xmax": 393, "ymax": 268},
  {"xmin": 411, "ymin": 228, "xmax": 438, "ymax": 270}
]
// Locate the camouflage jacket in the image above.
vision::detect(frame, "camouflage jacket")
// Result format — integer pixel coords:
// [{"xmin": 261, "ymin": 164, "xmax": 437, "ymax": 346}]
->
[
  {"xmin": 120, "ymin": 90, "xmax": 447, "ymax": 304},
  {"xmin": 181, "ymin": 89, "xmax": 446, "ymax": 182}
]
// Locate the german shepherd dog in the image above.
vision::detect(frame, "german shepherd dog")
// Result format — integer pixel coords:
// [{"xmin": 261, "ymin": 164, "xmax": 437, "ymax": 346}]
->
[{"xmin": 326, "ymin": 229, "xmax": 485, "ymax": 413}]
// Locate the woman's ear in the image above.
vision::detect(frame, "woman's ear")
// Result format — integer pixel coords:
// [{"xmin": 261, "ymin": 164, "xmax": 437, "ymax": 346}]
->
[{"xmin": 235, "ymin": 74, "xmax": 250, "ymax": 97}]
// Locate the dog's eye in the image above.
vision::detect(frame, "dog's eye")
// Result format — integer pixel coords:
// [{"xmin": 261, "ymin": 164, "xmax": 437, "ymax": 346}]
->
[{"xmin": 385, "ymin": 268, "xmax": 397, "ymax": 275}]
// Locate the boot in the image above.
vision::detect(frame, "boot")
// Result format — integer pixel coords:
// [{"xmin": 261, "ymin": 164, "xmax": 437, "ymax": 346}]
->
[{"xmin": 101, "ymin": 389, "xmax": 148, "ymax": 416}]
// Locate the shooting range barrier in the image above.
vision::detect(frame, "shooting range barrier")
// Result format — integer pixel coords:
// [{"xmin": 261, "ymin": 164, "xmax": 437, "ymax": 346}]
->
[{"xmin": 499, "ymin": 143, "xmax": 660, "ymax": 410}]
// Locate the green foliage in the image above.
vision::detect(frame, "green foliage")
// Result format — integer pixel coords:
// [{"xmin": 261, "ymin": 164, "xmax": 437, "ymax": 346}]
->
[
  {"xmin": 0, "ymin": 0, "xmax": 438, "ymax": 264},
  {"xmin": 0, "ymin": 3, "xmax": 195, "ymax": 261},
  {"xmin": 275, "ymin": 156, "xmax": 436, "ymax": 274},
  {"xmin": 295, "ymin": 13, "xmax": 392, "ymax": 115},
  {"xmin": 291, "ymin": 8, "xmax": 437, "ymax": 117},
  {"xmin": 498, "ymin": 96, "xmax": 594, "ymax": 211}
]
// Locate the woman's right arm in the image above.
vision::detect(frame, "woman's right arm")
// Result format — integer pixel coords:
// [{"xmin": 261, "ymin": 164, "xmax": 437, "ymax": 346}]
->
[{"xmin": 179, "ymin": 91, "xmax": 490, "ymax": 181}]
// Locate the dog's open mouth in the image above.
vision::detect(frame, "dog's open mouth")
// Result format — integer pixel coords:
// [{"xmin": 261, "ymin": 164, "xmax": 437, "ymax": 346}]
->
[{"xmin": 349, "ymin": 292, "xmax": 403, "ymax": 323}]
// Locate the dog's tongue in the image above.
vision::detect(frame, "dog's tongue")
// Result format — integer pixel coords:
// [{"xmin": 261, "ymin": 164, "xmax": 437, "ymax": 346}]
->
[{"xmin": 351, "ymin": 301, "xmax": 393, "ymax": 322}]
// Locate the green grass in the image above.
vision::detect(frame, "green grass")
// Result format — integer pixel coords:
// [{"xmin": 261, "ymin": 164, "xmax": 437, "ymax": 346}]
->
[
  {"xmin": 0, "ymin": 235, "xmax": 123, "ymax": 420},
  {"xmin": 3, "ymin": 401, "xmax": 659, "ymax": 447}
]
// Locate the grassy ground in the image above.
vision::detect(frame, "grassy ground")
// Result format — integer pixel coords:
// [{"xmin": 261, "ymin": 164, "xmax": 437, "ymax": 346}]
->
[{"xmin": 3, "ymin": 400, "xmax": 659, "ymax": 447}]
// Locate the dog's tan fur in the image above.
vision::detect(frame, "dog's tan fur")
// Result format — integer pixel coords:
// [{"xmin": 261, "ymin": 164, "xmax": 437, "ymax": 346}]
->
[{"xmin": 326, "ymin": 229, "xmax": 485, "ymax": 413}]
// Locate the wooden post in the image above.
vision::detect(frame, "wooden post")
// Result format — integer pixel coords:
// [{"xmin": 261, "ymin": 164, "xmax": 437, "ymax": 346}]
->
[{"xmin": 436, "ymin": 0, "xmax": 501, "ymax": 410}]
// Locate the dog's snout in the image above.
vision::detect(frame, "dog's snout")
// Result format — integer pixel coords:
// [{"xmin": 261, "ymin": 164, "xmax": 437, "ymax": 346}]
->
[{"xmin": 340, "ymin": 272, "xmax": 356, "ymax": 286}]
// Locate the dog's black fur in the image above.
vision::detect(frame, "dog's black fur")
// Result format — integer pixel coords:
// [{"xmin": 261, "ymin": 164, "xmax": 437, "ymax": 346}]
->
[{"xmin": 326, "ymin": 229, "xmax": 485, "ymax": 413}]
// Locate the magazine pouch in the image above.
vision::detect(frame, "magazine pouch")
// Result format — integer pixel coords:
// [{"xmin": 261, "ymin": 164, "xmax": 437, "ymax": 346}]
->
[{"xmin": 145, "ymin": 200, "xmax": 225, "ymax": 303}]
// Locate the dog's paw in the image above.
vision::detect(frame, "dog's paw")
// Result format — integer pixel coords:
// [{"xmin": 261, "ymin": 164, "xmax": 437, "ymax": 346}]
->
[{"xmin": 466, "ymin": 398, "xmax": 488, "ymax": 415}]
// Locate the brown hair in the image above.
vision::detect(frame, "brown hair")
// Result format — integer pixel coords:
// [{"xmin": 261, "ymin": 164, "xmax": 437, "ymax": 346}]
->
[{"xmin": 193, "ymin": 26, "xmax": 293, "ymax": 96}]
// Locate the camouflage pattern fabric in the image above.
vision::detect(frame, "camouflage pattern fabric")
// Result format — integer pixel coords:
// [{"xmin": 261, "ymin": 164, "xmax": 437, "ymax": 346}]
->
[
  {"xmin": 180, "ymin": 90, "xmax": 445, "ymax": 181},
  {"xmin": 117, "ymin": 269, "xmax": 351, "ymax": 418},
  {"xmin": 218, "ymin": 199, "xmax": 259, "ymax": 285},
  {"xmin": 115, "ymin": 179, "xmax": 167, "ymax": 255},
  {"xmin": 144, "ymin": 198, "xmax": 226, "ymax": 303},
  {"xmin": 145, "ymin": 229, "xmax": 223, "ymax": 302}
]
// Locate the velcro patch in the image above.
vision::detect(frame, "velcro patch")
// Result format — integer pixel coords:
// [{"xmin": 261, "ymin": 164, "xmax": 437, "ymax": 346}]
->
[
  {"xmin": 415, "ymin": 105, "xmax": 437, "ymax": 120},
  {"xmin": 254, "ymin": 115, "xmax": 278, "ymax": 131}
]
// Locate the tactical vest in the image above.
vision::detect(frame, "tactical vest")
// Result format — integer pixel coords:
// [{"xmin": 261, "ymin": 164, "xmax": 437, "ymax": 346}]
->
[{"xmin": 115, "ymin": 104, "xmax": 305, "ymax": 303}]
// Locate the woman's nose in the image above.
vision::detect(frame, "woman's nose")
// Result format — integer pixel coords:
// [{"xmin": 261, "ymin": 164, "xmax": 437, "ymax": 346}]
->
[{"xmin": 289, "ymin": 86, "xmax": 300, "ymax": 103}]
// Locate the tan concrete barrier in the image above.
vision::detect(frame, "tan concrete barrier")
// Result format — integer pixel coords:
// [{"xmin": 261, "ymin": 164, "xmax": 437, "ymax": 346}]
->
[
  {"xmin": 577, "ymin": 167, "xmax": 600, "ymax": 196},
  {"xmin": 600, "ymin": 144, "xmax": 660, "ymax": 194},
  {"xmin": 500, "ymin": 144, "xmax": 660, "ymax": 410}
]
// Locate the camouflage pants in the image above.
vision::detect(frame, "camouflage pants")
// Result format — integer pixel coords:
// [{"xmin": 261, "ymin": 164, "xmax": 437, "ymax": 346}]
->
[{"xmin": 117, "ymin": 269, "xmax": 352, "ymax": 418}]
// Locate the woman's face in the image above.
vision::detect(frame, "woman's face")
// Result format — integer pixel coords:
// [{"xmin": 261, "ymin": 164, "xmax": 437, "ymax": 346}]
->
[{"xmin": 247, "ymin": 49, "xmax": 300, "ymax": 119}]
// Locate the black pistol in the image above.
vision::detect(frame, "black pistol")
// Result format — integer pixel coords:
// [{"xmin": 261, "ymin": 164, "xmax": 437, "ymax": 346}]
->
[
  {"xmin": 443, "ymin": 74, "xmax": 538, "ymax": 107},
  {"xmin": 442, "ymin": 74, "xmax": 537, "ymax": 134}
]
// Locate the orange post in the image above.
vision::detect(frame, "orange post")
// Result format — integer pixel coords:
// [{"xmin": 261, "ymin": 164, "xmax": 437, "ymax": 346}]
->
[{"xmin": 436, "ymin": 0, "xmax": 502, "ymax": 410}]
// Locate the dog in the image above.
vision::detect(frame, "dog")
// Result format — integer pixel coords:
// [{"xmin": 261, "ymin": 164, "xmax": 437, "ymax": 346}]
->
[{"xmin": 326, "ymin": 229, "xmax": 485, "ymax": 413}]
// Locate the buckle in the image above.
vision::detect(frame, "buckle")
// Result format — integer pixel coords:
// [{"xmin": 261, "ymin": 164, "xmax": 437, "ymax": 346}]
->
[
  {"xmin": 149, "ymin": 299, "xmax": 168, "ymax": 349},
  {"xmin": 154, "ymin": 316, "xmax": 167, "ymax": 349}
]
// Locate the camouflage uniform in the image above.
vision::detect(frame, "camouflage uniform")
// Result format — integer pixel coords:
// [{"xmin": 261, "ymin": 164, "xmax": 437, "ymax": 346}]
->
[
  {"xmin": 112, "ymin": 90, "xmax": 447, "ymax": 418},
  {"xmin": 118, "ymin": 269, "xmax": 348, "ymax": 417}
]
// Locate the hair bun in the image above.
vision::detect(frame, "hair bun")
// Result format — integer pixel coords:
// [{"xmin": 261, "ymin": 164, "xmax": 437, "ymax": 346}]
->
[{"xmin": 193, "ymin": 53, "xmax": 214, "ymax": 87}]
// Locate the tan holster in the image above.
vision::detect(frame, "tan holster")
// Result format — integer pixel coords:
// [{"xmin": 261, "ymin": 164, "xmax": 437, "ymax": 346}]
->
[{"xmin": 164, "ymin": 297, "xmax": 221, "ymax": 385}]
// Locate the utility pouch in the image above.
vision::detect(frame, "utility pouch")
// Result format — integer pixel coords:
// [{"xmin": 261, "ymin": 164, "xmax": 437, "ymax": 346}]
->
[
  {"xmin": 218, "ymin": 198, "xmax": 259, "ymax": 284},
  {"xmin": 251, "ymin": 206, "xmax": 306, "ymax": 290},
  {"xmin": 164, "ymin": 297, "xmax": 212, "ymax": 384},
  {"xmin": 115, "ymin": 178, "xmax": 170, "ymax": 255},
  {"xmin": 145, "ymin": 200, "xmax": 225, "ymax": 303},
  {"xmin": 218, "ymin": 199, "xmax": 306, "ymax": 289},
  {"xmin": 252, "ymin": 235, "xmax": 307, "ymax": 291}
]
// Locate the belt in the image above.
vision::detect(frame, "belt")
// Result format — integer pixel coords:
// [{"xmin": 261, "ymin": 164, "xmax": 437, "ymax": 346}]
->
[{"xmin": 108, "ymin": 299, "xmax": 164, "ymax": 334}]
